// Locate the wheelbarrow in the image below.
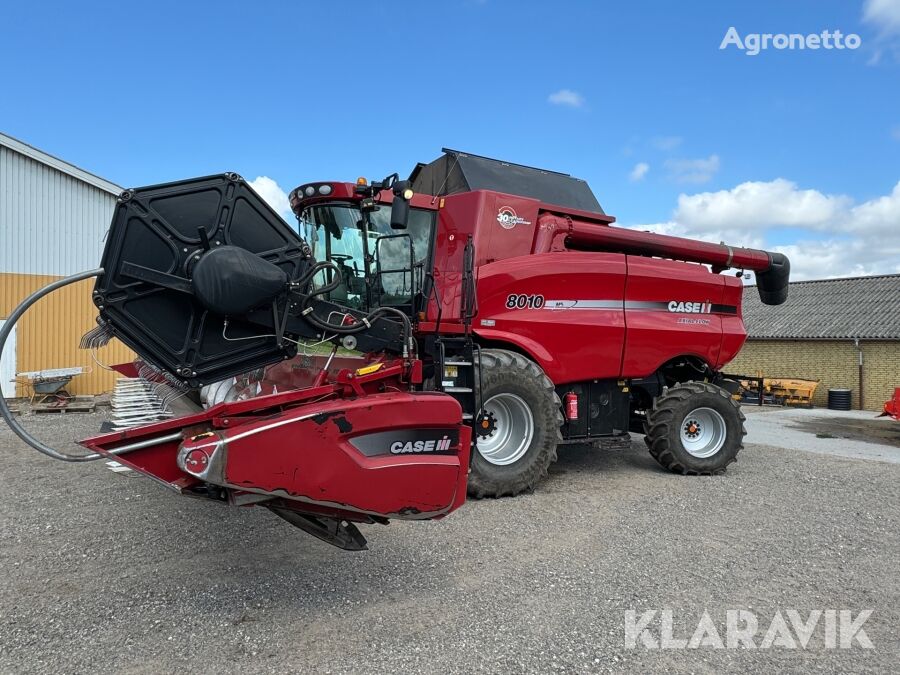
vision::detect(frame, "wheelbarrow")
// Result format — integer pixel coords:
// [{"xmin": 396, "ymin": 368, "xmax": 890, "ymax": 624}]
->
[{"xmin": 15, "ymin": 366, "xmax": 88, "ymax": 406}]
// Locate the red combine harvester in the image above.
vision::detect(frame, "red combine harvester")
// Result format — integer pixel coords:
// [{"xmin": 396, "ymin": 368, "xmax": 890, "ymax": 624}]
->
[{"xmin": 0, "ymin": 149, "xmax": 789, "ymax": 549}]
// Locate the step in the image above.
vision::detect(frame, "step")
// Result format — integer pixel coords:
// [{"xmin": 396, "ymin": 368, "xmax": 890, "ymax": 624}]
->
[
  {"xmin": 444, "ymin": 360, "xmax": 473, "ymax": 366},
  {"xmin": 444, "ymin": 386, "xmax": 473, "ymax": 393}
]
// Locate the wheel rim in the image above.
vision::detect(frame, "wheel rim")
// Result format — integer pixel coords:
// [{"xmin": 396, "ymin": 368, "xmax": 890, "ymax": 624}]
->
[
  {"xmin": 476, "ymin": 393, "xmax": 534, "ymax": 466},
  {"xmin": 679, "ymin": 407, "xmax": 727, "ymax": 458}
]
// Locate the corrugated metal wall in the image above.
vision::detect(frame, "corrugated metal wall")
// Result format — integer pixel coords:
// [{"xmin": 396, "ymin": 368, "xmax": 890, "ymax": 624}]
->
[
  {"xmin": 0, "ymin": 144, "xmax": 116, "ymax": 276},
  {"xmin": 0, "ymin": 273, "xmax": 133, "ymax": 396},
  {"xmin": 0, "ymin": 140, "xmax": 135, "ymax": 396}
]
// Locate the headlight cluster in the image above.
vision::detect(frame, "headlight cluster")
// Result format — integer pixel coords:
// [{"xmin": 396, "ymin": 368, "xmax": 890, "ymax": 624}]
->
[{"xmin": 299, "ymin": 184, "xmax": 333, "ymax": 197}]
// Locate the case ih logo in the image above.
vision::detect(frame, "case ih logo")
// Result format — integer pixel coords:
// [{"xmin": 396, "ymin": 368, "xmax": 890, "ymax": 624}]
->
[
  {"xmin": 497, "ymin": 206, "xmax": 531, "ymax": 229},
  {"xmin": 391, "ymin": 435, "xmax": 454, "ymax": 454},
  {"xmin": 349, "ymin": 429, "xmax": 459, "ymax": 457},
  {"xmin": 668, "ymin": 301, "xmax": 712, "ymax": 314}
]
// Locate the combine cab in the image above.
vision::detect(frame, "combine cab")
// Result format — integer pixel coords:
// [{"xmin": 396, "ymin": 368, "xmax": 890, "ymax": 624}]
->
[{"xmin": 1, "ymin": 149, "xmax": 790, "ymax": 549}]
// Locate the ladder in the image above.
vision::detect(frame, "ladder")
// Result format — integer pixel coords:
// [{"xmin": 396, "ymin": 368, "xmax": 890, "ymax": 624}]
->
[{"xmin": 435, "ymin": 337, "xmax": 482, "ymax": 425}]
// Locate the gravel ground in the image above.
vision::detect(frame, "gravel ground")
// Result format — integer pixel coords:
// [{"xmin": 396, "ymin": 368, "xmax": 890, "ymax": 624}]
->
[
  {"xmin": 743, "ymin": 406, "xmax": 900, "ymax": 461},
  {"xmin": 1, "ymin": 409, "xmax": 898, "ymax": 673}
]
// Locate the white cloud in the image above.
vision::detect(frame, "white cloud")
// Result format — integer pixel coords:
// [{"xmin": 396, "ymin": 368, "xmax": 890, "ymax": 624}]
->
[
  {"xmin": 664, "ymin": 154, "xmax": 720, "ymax": 184},
  {"xmin": 863, "ymin": 0, "xmax": 900, "ymax": 36},
  {"xmin": 248, "ymin": 176, "xmax": 291, "ymax": 218},
  {"xmin": 674, "ymin": 179, "xmax": 850, "ymax": 231},
  {"xmin": 863, "ymin": 0, "xmax": 900, "ymax": 64},
  {"xmin": 650, "ymin": 136, "xmax": 683, "ymax": 151},
  {"xmin": 548, "ymin": 89, "xmax": 585, "ymax": 108},
  {"xmin": 623, "ymin": 179, "xmax": 900, "ymax": 280},
  {"xmin": 846, "ymin": 180, "xmax": 900, "ymax": 235},
  {"xmin": 629, "ymin": 162, "xmax": 650, "ymax": 182}
]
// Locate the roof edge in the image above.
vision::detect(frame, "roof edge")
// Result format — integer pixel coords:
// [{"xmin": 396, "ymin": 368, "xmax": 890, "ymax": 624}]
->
[
  {"xmin": 0, "ymin": 131, "xmax": 122, "ymax": 196},
  {"xmin": 746, "ymin": 336, "xmax": 900, "ymax": 341},
  {"xmin": 745, "ymin": 272, "xmax": 900, "ymax": 287}
]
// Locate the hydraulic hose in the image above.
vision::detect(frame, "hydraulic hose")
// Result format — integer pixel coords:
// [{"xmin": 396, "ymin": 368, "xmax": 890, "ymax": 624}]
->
[
  {"xmin": 0, "ymin": 269, "xmax": 108, "ymax": 462},
  {"xmin": 296, "ymin": 263, "xmax": 414, "ymax": 352}
]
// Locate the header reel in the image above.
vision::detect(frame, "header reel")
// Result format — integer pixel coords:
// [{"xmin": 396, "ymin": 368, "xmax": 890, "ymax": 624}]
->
[{"xmin": 93, "ymin": 173, "xmax": 409, "ymax": 388}]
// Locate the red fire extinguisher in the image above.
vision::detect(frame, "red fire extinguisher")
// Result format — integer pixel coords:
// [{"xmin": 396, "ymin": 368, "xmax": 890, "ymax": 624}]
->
[{"xmin": 564, "ymin": 391, "xmax": 578, "ymax": 421}]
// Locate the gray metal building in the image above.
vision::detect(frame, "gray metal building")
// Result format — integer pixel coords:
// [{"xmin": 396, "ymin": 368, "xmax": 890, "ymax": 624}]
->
[{"xmin": 1, "ymin": 132, "xmax": 128, "ymax": 397}]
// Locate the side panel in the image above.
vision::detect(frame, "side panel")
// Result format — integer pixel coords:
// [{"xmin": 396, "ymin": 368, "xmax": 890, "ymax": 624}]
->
[
  {"xmin": 429, "ymin": 190, "xmax": 541, "ymax": 323},
  {"xmin": 621, "ymin": 257, "xmax": 729, "ymax": 377},
  {"xmin": 473, "ymin": 252, "xmax": 627, "ymax": 383},
  {"xmin": 80, "ymin": 389, "xmax": 471, "ymax": 521},
  {"xmin": 427, "ymin": 191, "xmax": 481, "ymax": 322},
  {"xmin": 473, "ymin": 192, "xmax": 540, "ymax": 266},
  {"xmin": 556, "ymin": 381, "xmax": 630, "ymax": 439},
  {"xmin": 216, "ymin": 392, "xmax": 469, "ymax": 519},
  {"xmin": 717, "ymin": 276, "xmax": 748, "ymax": 369}
]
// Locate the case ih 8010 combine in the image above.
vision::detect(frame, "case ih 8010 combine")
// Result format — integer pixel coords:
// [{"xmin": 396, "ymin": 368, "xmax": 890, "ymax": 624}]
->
[{"xmin": 0, "ymin": 149, "xmax": 789, "ymax": 550}]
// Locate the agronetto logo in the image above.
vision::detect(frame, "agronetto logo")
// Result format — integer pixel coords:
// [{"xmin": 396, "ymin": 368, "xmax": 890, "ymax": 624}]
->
[
  {"xmin": 720, "ymin": 27, "xmax": 862, "ymax": 56},
  {"xmin": 624, "ymin": 609, "xmax": 874, "ymax": 650}
]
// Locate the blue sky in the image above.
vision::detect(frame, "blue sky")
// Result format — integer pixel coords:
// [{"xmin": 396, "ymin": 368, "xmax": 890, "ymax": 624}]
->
[{"xmin": 2, "ymin": 0, "xmax": 898, "ymax": 279}]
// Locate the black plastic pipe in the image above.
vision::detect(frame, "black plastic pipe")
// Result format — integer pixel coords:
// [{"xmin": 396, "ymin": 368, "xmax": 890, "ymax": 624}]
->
[{"xmin": 0, "ymin": 269, "xmax": 108, "ymax": 461}]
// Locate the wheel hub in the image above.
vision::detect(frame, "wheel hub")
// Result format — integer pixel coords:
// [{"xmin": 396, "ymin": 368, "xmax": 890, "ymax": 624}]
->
[
  {"xmin": 475, "ymin": 393, "xmax": 535, "ymax": 466},
  {"xmin": 679, "ymin": 407, "xmax": 727, "ymax": 458},
  {"xmin": 475, "ymin": 411, "xmax": 496, "ymax": 438}
]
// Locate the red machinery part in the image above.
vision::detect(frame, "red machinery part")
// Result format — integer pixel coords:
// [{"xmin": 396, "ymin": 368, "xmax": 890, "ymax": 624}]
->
[
  {"xmin": 567, "ymin": 222, "xmax": 769, "ymax": 271},
  {"xmin": 79, "ymin": 375, "xmax": 471, "ymax": 523},
  {"xmin": 178, "ymin": 392, "xmax": 469, "ymax": 519},
  {"xmin": 880, "ymin": 388, "xmax": 900, "ymax": 421},
  {"xmin": 565, "ymin": 221, "xmax": 790, "ymax": 306}
]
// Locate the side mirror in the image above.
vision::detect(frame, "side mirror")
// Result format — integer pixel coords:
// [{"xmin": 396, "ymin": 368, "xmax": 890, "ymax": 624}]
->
[{"xmin": 391, "ymin": 180, "xmax": 414, "ymax": 230}]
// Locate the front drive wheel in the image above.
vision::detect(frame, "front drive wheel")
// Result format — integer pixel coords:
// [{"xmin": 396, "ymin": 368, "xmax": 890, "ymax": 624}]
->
[
  {"xmin": 468, "ymin": 350, "xmax": 563, "ymax": 498},
  {"xmin": 644, "ymin": 381, "xmax": 746, "ymax": 475}
]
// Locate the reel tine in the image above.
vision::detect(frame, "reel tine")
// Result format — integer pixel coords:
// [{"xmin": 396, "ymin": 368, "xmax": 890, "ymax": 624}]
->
[
  {"xmin": 79, "ymin": 322, "xmax": 113, "ymax": 350},
  {"xmin": 111, "ymin": 370, "xmax": 184, "ymax": 429}
]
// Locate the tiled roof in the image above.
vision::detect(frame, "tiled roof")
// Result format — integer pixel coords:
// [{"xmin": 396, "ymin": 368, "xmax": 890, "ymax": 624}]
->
[{"xmin": 743, "ymin": 274, "xmax": 900, "ymax": 340}]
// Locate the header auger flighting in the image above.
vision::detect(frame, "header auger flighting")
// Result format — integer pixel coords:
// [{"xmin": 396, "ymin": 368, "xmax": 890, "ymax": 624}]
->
[{"xmin": 0, "ymin": 149, "xmax": 789, "ymax": 550}]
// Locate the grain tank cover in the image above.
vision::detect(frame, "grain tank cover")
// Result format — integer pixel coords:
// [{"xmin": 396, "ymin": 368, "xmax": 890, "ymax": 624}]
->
[{"xmin": 410, "ymin": 148, "xmax": 605, "ymax": 215}]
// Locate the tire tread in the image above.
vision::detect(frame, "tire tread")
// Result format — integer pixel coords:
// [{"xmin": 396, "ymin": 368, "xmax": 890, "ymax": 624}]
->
[{"xmin": 644, "ymin": 381, "xmax": 746, "ymax": 476}]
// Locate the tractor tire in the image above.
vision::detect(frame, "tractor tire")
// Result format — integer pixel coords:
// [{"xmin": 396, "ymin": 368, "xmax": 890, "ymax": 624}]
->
[
  {"xmin": 644, "ymin": 381, "xmax": 746, "ymax": 475},
  {"xmin": 468, "ymin": 349, "xmax": 563, "ymax": 498}
]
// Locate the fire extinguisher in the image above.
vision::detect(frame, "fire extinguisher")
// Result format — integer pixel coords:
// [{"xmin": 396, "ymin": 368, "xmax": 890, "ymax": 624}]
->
[{"xmin": 564, "ymin": 391, "xmax": 578, "ymax": 421}]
